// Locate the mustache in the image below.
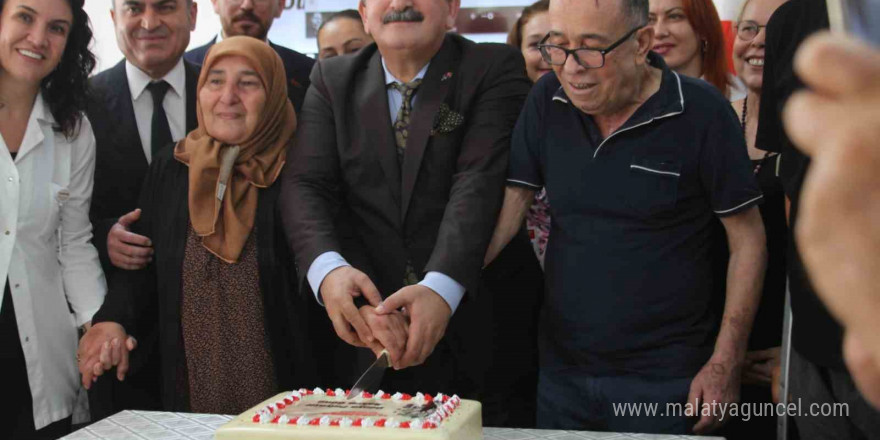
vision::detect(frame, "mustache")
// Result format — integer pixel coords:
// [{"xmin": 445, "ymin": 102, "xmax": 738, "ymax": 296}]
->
[
  {"xmin": 382, "ymin": 7, "xmax": 424, "ymax": 24},
  {"xmin": 233, "ymin": 10, "xmax": 261, "ymax": 23},
  {"xmin": 132, "ymin": 26, "xmax": 170, "ymax": 38}
]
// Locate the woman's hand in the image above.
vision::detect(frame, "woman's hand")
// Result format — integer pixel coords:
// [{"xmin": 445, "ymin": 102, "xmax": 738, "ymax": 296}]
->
[
  {"xmin": 742, "ymin": 346, "xmax": 780, "ymax": 386},
  {"xmin": 77, "ymin": 322, "xmax": 137, "ymax": 389}
]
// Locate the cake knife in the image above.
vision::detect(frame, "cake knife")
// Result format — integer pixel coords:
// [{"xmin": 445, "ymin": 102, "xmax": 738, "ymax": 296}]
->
[{"xmin": 347, "ymin": 349, "xmax": 390, "ymax": 400}]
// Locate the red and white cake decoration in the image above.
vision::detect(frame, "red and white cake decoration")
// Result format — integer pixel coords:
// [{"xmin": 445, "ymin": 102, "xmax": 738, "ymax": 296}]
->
[{"xmin": 250, "ymin": 387, "xmax": 463, "ymax": 430}]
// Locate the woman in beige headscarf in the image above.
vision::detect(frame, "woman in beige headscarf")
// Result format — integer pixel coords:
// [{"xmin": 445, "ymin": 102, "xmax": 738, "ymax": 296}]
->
[{"xmin": 77, "ymin": 36, "xmax": 337, "ymax": 414}]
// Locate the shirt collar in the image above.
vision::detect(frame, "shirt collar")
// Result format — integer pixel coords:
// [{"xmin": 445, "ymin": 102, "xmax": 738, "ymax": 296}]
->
[
  {"xmin": 552, "ymin": 51, "xmax": 685, "ymax": 118},
  {"xmin": 381, "ymin": 57, "xmax": 430, "ymax": 86},
  {"xmin": 126, "ymin": 57, "xmax": 186, "ymax": 101},
  {"xmin": 32, "ymin": 91, "xmax": 54, "ymax": 124}
]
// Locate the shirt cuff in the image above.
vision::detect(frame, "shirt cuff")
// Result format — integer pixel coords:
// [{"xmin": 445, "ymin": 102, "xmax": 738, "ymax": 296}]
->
[
  {"xmin": 418, "ymin": 272, "xmax": 465, "ymax": 314},
  {"xmin": 307, "ymin": 251, "xmax": 350, "ymax": 306},
  {"xmin": 506, "ymin": 178, "xmax": 542, "ymax": 190},
  {"xmin": 714, "ymin": 194, "xmax": 764, "ymax": 217}
]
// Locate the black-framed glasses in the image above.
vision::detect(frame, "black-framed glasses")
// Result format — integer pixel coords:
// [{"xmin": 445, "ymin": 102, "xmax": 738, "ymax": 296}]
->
[
  {"xmin": 736, "ymin": 20, "xmax": 767, "ymax": 41},
  {"xmin": 537, "ymin": 25, "xmax": 644, "ymax": 69}
]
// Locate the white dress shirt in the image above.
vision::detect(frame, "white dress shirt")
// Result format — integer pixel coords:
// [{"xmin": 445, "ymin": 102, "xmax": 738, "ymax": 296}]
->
[
  {"xmin": 126, "ymin": 58, "xmax": 187, "ymax": 163},
  {"xmin": 306, "ymin": 59, "xmax": 466, "ymax": 314},
  {"xmin": 0, "ymin": 94, "xmax": 106, "ymax": 429}
]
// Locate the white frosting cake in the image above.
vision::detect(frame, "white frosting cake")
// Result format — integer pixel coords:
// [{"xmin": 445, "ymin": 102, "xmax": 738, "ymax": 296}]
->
[{"xmin": 215, "ymin": 388, "xmax": 482, "ymax": 439}]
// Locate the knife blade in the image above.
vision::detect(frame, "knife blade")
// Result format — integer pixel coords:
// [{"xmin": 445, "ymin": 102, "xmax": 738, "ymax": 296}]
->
[{"xmin": 347, "ymin": 349, "xmax": 390, "ymax": 400}]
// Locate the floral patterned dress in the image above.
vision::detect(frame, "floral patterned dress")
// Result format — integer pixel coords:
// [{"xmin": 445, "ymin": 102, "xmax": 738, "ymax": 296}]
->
[{"xmin": 525, "ymin": 188, "xmax": 550, "ymax": 269}]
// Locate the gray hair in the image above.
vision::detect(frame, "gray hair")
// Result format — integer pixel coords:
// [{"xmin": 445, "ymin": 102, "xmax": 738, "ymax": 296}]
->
[{"xmin": 622, "ymin": 0, "xmax": 649, "ymax": 28}]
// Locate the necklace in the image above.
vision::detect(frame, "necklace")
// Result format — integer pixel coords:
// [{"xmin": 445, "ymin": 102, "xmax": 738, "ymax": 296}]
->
[{"xmin": 742, "ymin": 96, "xmax": 770, "ymax": 175}]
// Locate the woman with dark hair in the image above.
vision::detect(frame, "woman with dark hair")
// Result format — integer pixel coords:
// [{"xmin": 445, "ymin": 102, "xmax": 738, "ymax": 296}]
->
[
  {"xmin": 505, "ymin": 0, "xmax": 551, "ymax": 267},
  {"xmin": 0, "ymin": 0, "xmax": 102, "ymax": 438},
  {"xmin": 648, "ymin": 0, "xmax": 746, "ymax": 100},
  {"xmin": 78, "ymin": 36, "xmax": 336, "ymax": 414},
  {"xmin": 316, "ymin": 9, "xmax": 373, "ymax": 59},
  {"xmin": 507, "ymin": 0, "xmax": 550, "ymax": 84}
]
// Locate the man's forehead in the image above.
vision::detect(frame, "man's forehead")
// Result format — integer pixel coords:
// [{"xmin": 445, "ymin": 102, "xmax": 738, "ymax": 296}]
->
[
  {"xmin": 119, "ymin": 0, "xmax": 179, "ymax": 8},
  {"xmin": 548, "ymin": 0, "xmax": 623, "ymax": 42},
  {"xmin": 550, "ymin": 0, "xmax": 623, "ymax": 15}
]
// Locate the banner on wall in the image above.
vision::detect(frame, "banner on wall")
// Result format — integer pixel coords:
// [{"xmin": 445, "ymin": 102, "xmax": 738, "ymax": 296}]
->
[
  {"xmin": 269, "ymin": 0, "xmax": 538, "ymax": 56},
  {"xmin": 267, "ymin": 0, "xmax": 744, "ymax": 59}
]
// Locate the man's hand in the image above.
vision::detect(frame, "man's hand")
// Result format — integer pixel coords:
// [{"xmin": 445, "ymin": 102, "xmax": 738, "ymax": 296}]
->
[
  {"xmin": 358, "ymin": 305, "xmax": 409, "ymax": 367},
  {"xmin": 844, "ymin": 332, "xmax": 880, "ymax": 409},
  {"xmin": 375, "ymin": 285, "xmax": 451, "ymax": 369},
  {"xmin": 784, "ymin": 33, "xmax": 880, "ymax": 409},
  {"xmin": 320, "ymin": 266, "xmax": 383, "ymax": 347},
  {"xmin": 687, "ymin": 356, "xmax": 742, "ymax": 434},
  {"xmin": 77, "ymin": 322, "xmax": 137, "ymax": 389},
  {"xmin": 108, "ymin": 209, "xmax": 153, "ymax": 270},
  {"xmin": 742, "ymin": 346, "xmax": 780, "ymax": 386}
]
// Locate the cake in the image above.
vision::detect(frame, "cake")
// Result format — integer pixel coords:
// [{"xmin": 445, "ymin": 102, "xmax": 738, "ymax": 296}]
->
[{"xmin": 215, "ymin": 388, "xmax": 482, "ymax": 439}]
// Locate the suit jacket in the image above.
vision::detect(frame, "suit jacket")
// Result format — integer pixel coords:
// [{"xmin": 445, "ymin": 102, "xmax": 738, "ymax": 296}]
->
[
  {"xmin": 281, "ymin": 34, "xmax": 542, "ymax": 427},
  {"xmin": 87, "ymin": 59, "xmax": 199, "ymax": 274},
  {"xmin": 281, "ymin": 33, "xmax": 532, "ymax": 300},
  {"xmin": 185, "ymin": 38, "xmax": 314, "ymax": 113},
  {"xmin": 91, "ymin": 146, "xmax": 339, "ymax": 410}
]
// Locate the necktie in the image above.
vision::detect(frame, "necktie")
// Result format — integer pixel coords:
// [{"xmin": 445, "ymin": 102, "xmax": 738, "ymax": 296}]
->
[
  {"xmin": 391, "ymin": 79, "xmax": 423, "ymax": 286},
  {"xmin": 391, "ymin": 79, "xmax": 422, "ymax": 165},
  {"xmin": 147, "ymin": 81, "xmax": 173, "ymax": 160}
]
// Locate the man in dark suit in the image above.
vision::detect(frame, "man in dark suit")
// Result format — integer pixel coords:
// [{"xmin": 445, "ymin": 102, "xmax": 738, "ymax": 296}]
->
[
  {"xmin": 184, "ymin": 0, "xmax": 313, "ymax": 111},
  {"xmin": 281, "ymin": 0, "xmax": 542, "ymax": 427},
  {"xmin": 86, "ymin": 0, "xmax": 200, "ymax": 421}
]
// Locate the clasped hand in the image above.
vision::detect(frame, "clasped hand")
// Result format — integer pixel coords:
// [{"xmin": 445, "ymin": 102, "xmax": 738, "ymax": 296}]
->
[
  {"xmin": 320, "ymin": 267, "xmax": 452, "ymax": 370},
  {"xmin": 108, "ymin": 209, "xmax": 153, "ymax": 270},
  {"xmin": 77, "ymin": 322, "xmax": 137, "ymax": 389}
]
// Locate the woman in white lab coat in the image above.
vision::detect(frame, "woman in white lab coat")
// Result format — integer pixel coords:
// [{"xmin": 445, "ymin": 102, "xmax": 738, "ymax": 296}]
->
[{"xmin": 0, "ymin": 0, "xmax": 103, "ymax": 438}]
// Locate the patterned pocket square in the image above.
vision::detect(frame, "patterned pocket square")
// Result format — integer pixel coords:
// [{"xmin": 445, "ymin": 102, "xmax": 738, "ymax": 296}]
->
[{"xmin": 431, "ymin": 103, "xmax": 464, "ymax": 135}]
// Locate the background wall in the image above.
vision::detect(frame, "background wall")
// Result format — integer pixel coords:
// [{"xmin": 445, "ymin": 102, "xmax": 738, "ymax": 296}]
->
[{"xmin": 85, "ymin": 0, "xmax": 744, "ymax": 73}]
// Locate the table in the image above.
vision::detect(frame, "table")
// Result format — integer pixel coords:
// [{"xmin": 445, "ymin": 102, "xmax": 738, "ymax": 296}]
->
[{"xmin": 62, "ymin": 411, "xmax": 724, "ymax": 440}]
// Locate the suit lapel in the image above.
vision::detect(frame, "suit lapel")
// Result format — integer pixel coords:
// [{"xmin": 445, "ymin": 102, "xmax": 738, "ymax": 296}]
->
[
  {"xmin": 108, "ymin": 61, "xmax": 148, "ymax": 168},
  {"xmin": 400, "ymin": 37, "xmax": 456, "ymax": 221},
  {"xmin": 356, "ymin": 51, "xmax": 401, "ymax": 206},
  {"xmin": 183, "ymin": 61, "xmax": 199, "ymax": 132}
]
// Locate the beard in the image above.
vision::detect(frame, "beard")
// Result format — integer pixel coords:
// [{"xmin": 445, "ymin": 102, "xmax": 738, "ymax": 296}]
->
[{"xmin": 227, "ymin": 11, "xmax": 269, "ymax": 40}]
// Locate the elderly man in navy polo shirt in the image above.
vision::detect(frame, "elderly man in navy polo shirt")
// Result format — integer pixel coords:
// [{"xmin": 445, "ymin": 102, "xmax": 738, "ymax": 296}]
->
[{"xmin": 485, "ymin": 0, "xmax": 767, "ymax": 435}]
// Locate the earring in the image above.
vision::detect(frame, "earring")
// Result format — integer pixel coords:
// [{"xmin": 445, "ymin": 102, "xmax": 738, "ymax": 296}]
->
[{"xmin": 701, "ymin": 39, "xmax": 708, "ymax": 53}]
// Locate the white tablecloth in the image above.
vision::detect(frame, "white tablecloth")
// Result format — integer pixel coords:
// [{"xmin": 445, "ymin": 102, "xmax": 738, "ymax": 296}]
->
[{"xmin": 61, "ymin": 410, "xmax": 724, "ymax": 440}]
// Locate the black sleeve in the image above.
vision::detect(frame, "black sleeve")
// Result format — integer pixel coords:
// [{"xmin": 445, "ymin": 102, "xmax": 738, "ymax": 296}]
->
[
  {"xmin": 755, "ymin": 2, "xmax": 791, "ymax": 154},
  {"xmin": 281, "ymin": 61, "xmax": 345, "ymax": 290},
  {"xmin": 88, "ymin": 216, "xmax": 115, "ymax": 272},
  {"xmin": 90, "ymin": 157, "xmax": 161, "ymax": 338},
  {"xmin": 423, "ymin": 46, "xmax": 532, "ymax": 295},
  {"xmin": 507, "ymin": 81, "xmax": 546, "ymax": 190},
  {"xmin": 700, "ymin": 102, "xmax": 764, "ymax": 217},
  {"xmin": 755, "ymin": 1, "xmax": 827, "ymax": 200}
]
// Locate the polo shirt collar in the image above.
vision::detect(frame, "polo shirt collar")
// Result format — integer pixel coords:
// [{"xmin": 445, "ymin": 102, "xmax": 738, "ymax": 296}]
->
[{"xmin": 551, "ymin": 51, "xmax": 685, "ymax": 120}]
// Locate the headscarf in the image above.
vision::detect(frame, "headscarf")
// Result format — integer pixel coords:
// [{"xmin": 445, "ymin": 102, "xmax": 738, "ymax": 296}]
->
[{"xmin": 174, "ymin": 36, "xmax": 296, "ymax": 263}]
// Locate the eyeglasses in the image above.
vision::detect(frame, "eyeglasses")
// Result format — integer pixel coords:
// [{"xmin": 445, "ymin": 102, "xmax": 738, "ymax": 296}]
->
[
  {"xmin": 537, "ymin": 25, "xmax": 644, "ymax": 69},
  {"xmin": 736, "ymin": 20, "xmax": 767, "ymax": 41}
]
